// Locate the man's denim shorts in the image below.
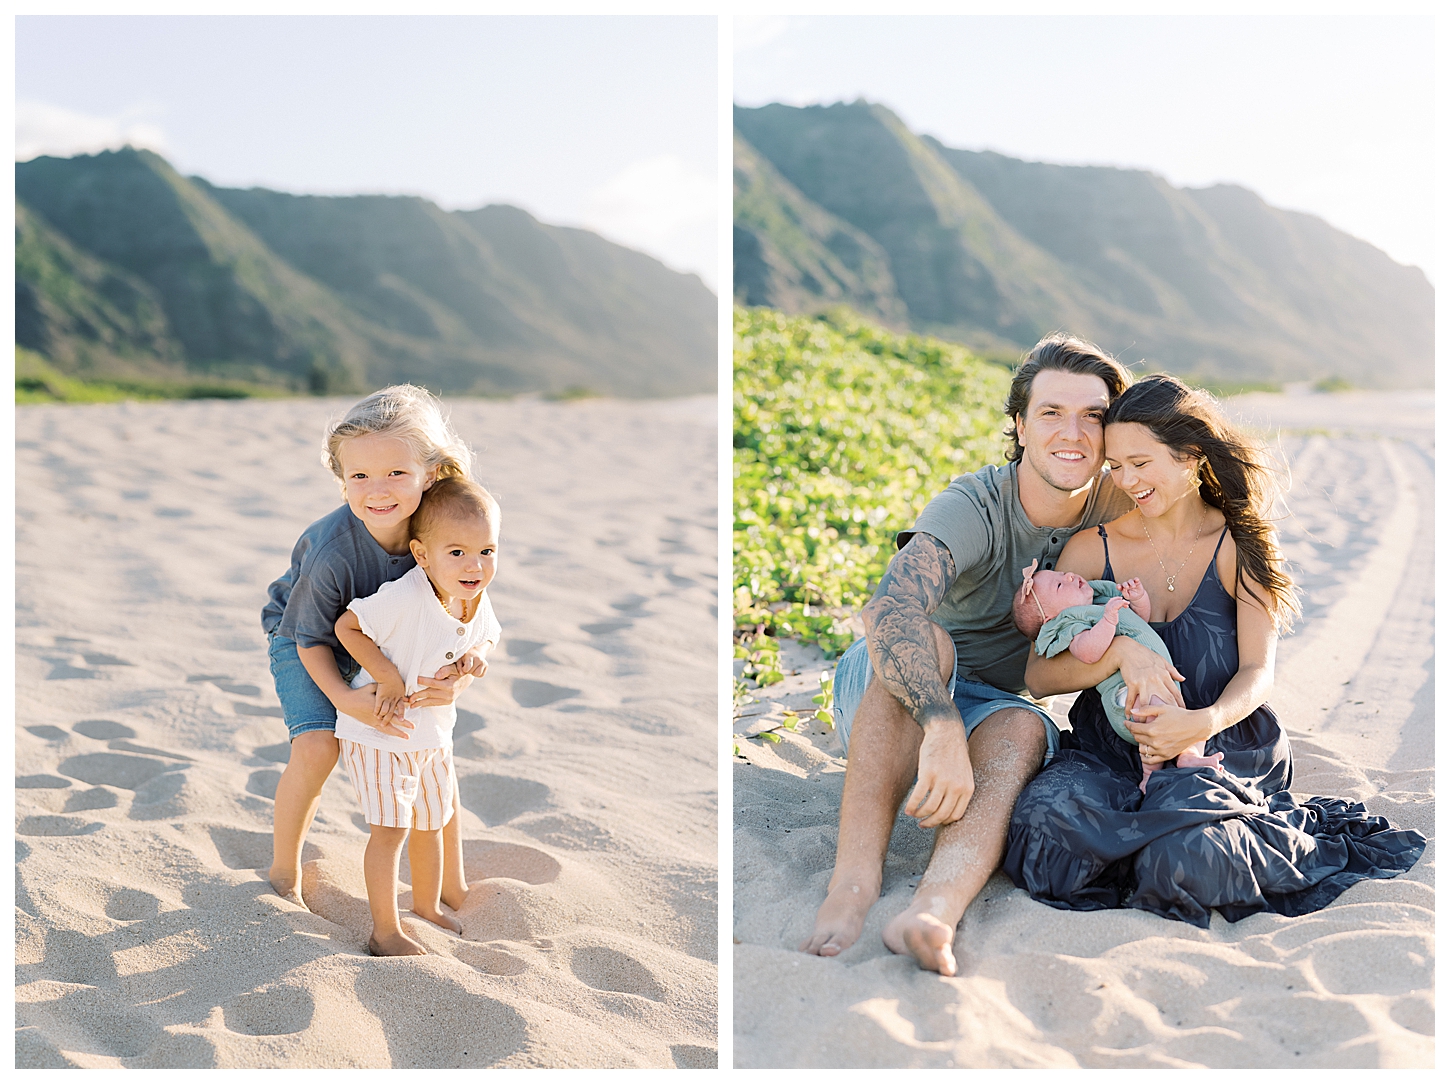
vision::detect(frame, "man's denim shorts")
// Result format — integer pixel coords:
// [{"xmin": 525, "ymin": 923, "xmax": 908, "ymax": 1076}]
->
[
  {"xmin": 831, "ymin": 636, "xmax": 1060, "ymax": 763},
  {"xmin": 267, "ymin": 633, "xmax": 359, "ymax": 741}
]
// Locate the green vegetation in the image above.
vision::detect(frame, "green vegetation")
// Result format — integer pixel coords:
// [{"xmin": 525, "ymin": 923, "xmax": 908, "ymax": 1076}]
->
[
  {"xmin": 1313, "ymin": 375, "xmax": 1355, "ymax": 393},
  {"xmin": 15, "ymin": 347, "xmax": 275, "ymax": 404},
  {"xmin": 734, "ymin": 307, "xmax": 1012, "ymax": 655}
]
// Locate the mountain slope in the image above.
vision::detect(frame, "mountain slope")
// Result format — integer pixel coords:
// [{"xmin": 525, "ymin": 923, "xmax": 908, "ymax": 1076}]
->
[
  {"xmin": 17, "ymin": 148, "xmax": 716, "ymax": 397},
  {"xmin": 735, "ymin": 101, "xmax": 1433, "ymax": 388}
]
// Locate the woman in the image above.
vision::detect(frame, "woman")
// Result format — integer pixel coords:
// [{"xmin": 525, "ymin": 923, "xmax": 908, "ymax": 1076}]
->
[{"xmin": 1002, "ymin": 376, "xmax": 1424, "ymax": 926}]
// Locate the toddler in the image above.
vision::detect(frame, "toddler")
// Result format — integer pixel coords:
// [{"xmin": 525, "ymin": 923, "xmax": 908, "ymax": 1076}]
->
[
  {"xmin": 334, "ymin": 475, "xmax": 502, "ymax": 956},
  {"xmin": 1014, "ymin": 559, "xmax": 1222, "ymax": 792}
]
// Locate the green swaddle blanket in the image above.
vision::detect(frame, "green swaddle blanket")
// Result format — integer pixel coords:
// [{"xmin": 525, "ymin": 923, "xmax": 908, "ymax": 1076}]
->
[{"xmin": 1033, "ymin": 581, "xmax": 1179, "ymax": 745}]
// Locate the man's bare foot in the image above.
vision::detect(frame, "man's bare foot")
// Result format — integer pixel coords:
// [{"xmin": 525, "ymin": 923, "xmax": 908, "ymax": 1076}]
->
[
  {"xmin": 799, "ymin": 879, "xmax": 877, "ymax": 957},
  {"xmin": 882, "ymin": 904, "xmax": 958, "ymax": 976},
  {"xmin": 413, "ymin": 907, "xmax": 462, "ymax": 934},
  {"xmin": 368, "ymin": 931, "xmax": 427, "ymax": 957},
  {"xmin": 268, "ymin": 866, "xmax": 308, "ymax": 910}
]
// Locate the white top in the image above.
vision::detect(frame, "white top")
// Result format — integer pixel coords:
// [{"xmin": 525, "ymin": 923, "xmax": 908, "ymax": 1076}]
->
[{"xmin": 334, "ymin": 565, "xmax": 501, "ymax": 752}]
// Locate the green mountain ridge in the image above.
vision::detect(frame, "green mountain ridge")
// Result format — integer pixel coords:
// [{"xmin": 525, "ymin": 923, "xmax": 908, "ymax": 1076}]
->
[
  {"xmin": 17, "ymin": 148, "xmax": 715, "ymax": 397},
  {"xmin": 734, "ymin": 101, "xmax": 1432, "ymax": 388}
]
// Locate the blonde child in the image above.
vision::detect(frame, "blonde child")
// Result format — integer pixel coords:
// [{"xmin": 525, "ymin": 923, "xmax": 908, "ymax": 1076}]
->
[
  {"xmin": 261, "ymin": 386, "xmax": 484, "ymax": 910},
  {"xmin": 334, "ymin": 476, "xmax": 501, "ymax": 955}
]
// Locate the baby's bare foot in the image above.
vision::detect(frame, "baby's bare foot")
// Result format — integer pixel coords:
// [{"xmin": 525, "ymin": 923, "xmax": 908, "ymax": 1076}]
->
[
  {"xmin": 882, "ymin": 903, "xmax": 958, "ymax": 976},
  {"xmin": 800, "ymin": 879, "xmax": 877, "ymax": 957},
  {"xmin": 369, "ymin": 931, "xmax": 427, "ymax": 957},
  {"xmin": 413, "ymin": 906, "xmax": 462, "ymax": 934},
  {"xmin": 268, "ymin": 866, "xmax": 308, "ymax": 910}
]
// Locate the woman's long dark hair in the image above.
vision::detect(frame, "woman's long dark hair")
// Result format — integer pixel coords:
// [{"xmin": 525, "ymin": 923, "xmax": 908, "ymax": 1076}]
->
[{"xmin": 1105, "ymin": 375, "xmax": 1300, "ymax": 630}]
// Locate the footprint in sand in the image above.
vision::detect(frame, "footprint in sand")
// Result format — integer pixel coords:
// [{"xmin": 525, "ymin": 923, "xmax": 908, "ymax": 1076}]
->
[
  {"xmin": 81, "ymin": 653, "xmax": 134, "ymax": 667},
  {"xmin": 73, "ymin": 720, "xmax": 136, "ymax": 740},
  {"xmin": 460, "ymin": 840, "xmax": 562, "ymax": 885},
  {"xmin": 25, "ymin": 726, "xmax": 71, "ymax": 741},
  {"xmin": 253, "ymin": 742, "xmax": 292, "ymax": 765},
  {"xmin": 222, "ymin": 986, "xmax": 315, "ymax": 1036},
  {"xmin": 455, "ymin": 708, "xmax": 486, "ymax": 737},
  {"xmin": 18, "ymin": 986, "xmax": 160, "ymax": 1060},
  {"xmin": 452, "ymin": 943, "xmax": 529, "ymax": 976},
  {"xmin": 58, "ymin": 752, "xmax": 174, "ymax": 790},
  {"xmin": 45, "ymin": 660, "xmax": 98, "ymax": 680},
  {"xmin": 569, "ymin": 943, "xmax": 666, "ymax": 1001},
  {"xmin": 64, "ymin": 787, "xmax": 119, "ymax": 812},
  {"xmin": 214, "ymin": 682, "xmax": 262, "ymax": 697},
  {"xmin": 610, "ymin": 594, "xmax": 649, "ymax": 613},
  {"xmin": 457, "ymin": 772, "xmax": 552, "ymax": 826},
  {"xmin": 247, "ymin": 770, "xmax": 282, "ymax": 800},
  {"xmin": 581, "ymin": 619, "xmax": 632, "ymax": 636},
  {"xmin": 510, "ymin": 679, "xmax": 580, "ymax": 709},
  {"xmin": 503, "ymin": 640, "xmax": 546, "ymax": 658},
  {"xmin": 18, "ymin": 814, "xmax": 104, "ymax": 836},
  {"xmin": 671, "ymin": 1044, "xmax": 718, "ymax": 1068},
  {"xmin": 104, "ymin": 887, "xmax": 161, "ymax": 922},
  {"xmin": 17, "ymin": 774, "xmax": 71, "ymax": 789},
  {"xmin": 233, "ymin": 703, "xmax": 286, "ymax": 717}
]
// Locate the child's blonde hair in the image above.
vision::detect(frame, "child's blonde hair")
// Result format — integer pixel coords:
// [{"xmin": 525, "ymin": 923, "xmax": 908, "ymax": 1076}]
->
[{"xmin": 322, "ymin": 385, "xmax": 473, "ymax": 492}]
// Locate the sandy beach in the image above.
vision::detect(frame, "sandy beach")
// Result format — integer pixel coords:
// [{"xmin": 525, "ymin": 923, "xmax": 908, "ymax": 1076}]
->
[
  {"xmin": 733, "ymin": 388, "xmax": 1433, "ymax": 1068},
  {"xmin": 15, "ymin": 394, "xmax": 718, "ymax": 1068}
]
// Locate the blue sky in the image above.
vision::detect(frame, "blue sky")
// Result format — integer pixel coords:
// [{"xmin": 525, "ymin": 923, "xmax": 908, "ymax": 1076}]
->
[
  {"xmin": 735, "ymin": 14, "xmax": 1434, "ymax": 280},
  {"xmin": 17, "ymin": 14, "xmax": 719, "ymax": 288}
]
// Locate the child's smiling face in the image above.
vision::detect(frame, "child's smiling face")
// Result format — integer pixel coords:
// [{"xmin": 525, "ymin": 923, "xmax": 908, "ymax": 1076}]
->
[
  {"xmin": 410, "ymin": 513, "xmax": 499, "ymax": 604},
  {"xmin": 337, "ymin": 434, "xmax": 435, "ymax": 539}
]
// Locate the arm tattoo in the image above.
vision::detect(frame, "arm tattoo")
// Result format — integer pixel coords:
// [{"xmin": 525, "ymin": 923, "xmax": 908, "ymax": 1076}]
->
[{"xmin": 862, "ymin": 534, "xmax": 957, "ymax": 726}]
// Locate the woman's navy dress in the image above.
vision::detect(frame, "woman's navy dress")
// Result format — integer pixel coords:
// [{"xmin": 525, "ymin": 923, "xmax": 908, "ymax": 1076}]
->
[{"xmin": 1003, "ymin": 528, "xmax": 1425, "ymax": 928}]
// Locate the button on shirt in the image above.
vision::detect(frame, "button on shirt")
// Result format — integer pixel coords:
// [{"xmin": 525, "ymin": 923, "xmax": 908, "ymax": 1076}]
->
[{"xmin": 334, "ymin": 566, "xmax": 502, "ymax": 752}]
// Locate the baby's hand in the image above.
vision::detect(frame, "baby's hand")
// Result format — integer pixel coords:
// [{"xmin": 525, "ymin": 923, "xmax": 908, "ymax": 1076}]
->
[
  {"xmin": 1118, "ymin": 578, "xmax": 1145, "ymax": 602},
  {"xmin": 374, "ymin": 672, "xmax": 408, "ymax": 724},
  {"xmin": 1102, "ymin": 596, "xmax": 1128, "ymax": 620}
]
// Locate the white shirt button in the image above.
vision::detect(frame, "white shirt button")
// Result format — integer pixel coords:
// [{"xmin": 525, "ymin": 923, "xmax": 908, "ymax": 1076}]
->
[
  {"xmin": 445, "ymin": 651, "xmax": 454, "ymax": 659},
  {"xmin": 457, "ymin": 627, "xmax": 466, "ymax": 635}
]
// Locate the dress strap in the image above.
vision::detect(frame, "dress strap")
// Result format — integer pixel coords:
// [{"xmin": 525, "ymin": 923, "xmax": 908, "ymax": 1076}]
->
[
  {"xmin": 1097, "ymin": 524, "xmax": 1116, "ymax": 582},
  {"xmin": 1210, "ymin": 524, "xmax": 1230, "ymax": 559}
]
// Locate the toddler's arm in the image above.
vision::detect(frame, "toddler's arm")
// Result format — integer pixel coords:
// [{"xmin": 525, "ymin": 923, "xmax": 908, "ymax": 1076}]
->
[
  {"xmin": 1118, "ymin": 578, "xmax": 1152, "ymax": 621},
  {"xmin": 334, "ymin": 612, "xmax": 412, "ymax": 733},
  {"xmin": 1067, "ymin": 597, "xmax": 1128, "ymax": 664}
]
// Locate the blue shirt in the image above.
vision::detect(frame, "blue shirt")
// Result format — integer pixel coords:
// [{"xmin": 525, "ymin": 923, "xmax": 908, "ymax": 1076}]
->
[{"xmin": 261, "ymin": 503, "xmax": 416, "ymax": 672}]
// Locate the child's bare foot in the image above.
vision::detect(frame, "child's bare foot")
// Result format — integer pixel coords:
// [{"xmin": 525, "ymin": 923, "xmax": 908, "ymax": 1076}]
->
[
  {"xmin": 268, "ymin": 865, "xmax": 308, "ymax": 909},
  {"xmin": 441, "ymin": 884, "xmax": 469, "ymax": 912},
  {"xmin": 800, "ymin": 878, "xmax": 877, "ymax": 957},
  {"xmin": 368, "ymin": 931, "xmax": 427, "ymax": 956},
  {"xmin": 882, "ymin": 904, "xmax": 958, "ymax": 976},
  {"xmin": 413, "ymin": 906, "xmax": 462, "ymax": 934}
]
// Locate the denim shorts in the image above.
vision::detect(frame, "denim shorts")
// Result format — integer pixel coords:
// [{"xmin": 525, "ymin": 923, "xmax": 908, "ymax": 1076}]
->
[
  {"xmin": 831, "ymin": 636, "xmax": 1060, "ymax": 763},
  {"xmin": 267, "ymin": 633, "xmax": 359, "ymax": 741}
]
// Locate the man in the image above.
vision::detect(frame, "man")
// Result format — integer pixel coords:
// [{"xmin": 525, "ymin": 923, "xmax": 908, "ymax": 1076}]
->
[{"xmin": 801, "ymin": 333, "xmax": 1183, "ymax": 976}]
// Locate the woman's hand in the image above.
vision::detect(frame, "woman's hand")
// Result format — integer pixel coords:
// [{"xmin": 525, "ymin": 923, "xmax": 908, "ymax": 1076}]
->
[
  {"xmin": 1113, "ymin": 639, "xmax": 1186, "ymax": 712},
  {"xmin": 1125, "ymin": 701, "xmax": 1212, "ymax": 762}
]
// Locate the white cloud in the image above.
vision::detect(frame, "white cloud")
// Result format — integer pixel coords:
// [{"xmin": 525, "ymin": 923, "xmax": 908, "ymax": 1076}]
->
[
  {"xmin": 16, "ymin": 100, "xmax": 167, "ymax": 162},
  {"xmin": 734, "ymin": 15, "xmax": 796, "ymax": 54},
  {"xmin": 581, "ymin": 155, "xmax": 717, "ymax": 291}
]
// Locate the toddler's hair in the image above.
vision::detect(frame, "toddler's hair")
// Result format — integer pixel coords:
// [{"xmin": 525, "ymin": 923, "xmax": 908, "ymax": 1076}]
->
[
  {"xmin": 322, "ymin": 385, "xmax": 473, "ymax": 490},
  {"xmin": 410, "ymin": 475, "xmax": 501, "ymax": 543},
  {"xmin": 1012, "ymin": 579, "xmax": 1047, "ymax": 641}
]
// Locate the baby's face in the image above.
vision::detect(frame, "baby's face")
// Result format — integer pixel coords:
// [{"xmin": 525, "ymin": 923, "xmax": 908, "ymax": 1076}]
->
[
  {"xmin": 411, "ymin": 513, "xmax": 499, "ymax": 603},
  {"xmin": 1031, "ymin": 569, "xmax": 1094, "ymax": 619}
]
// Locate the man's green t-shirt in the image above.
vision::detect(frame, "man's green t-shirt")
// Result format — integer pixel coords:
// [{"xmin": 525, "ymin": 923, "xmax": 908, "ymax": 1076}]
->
[{"xmin": 899, "ymin": 460, "xmax": 1134, "ymax": 694}]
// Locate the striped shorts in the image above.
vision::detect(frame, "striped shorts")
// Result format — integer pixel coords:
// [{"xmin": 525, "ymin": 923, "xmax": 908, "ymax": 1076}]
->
[{"xmin": 338, "ymin": 740, "xmax": 457, "ymax": 830}]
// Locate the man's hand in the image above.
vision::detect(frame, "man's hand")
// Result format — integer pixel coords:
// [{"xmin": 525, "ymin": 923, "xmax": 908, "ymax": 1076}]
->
[
  {"xmin": 340, "ymin": 684, "xmax": 415, "ymax": 740},
  {"xmin": 1113, "ymin": 638, "xmax": 1186, "ymax": 714},
  {"xmin": 903, "ymin": 713, "xmax": 974, "ymax": 828}
]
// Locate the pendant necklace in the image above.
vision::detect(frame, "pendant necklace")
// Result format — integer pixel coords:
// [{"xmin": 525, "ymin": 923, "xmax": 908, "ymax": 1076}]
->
[{"xmin": 1140, "ymin": 507, "xmax": 1207, "ymax": 593}]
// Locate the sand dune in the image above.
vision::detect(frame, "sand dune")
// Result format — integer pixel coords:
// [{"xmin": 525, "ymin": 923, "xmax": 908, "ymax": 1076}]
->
[
  {"xmin": 16, "ymin": 394, "xmax": 717, "ymax": 1068},
  {"xmin": 732, "ymin": 389, "xmax": 1433, "ymax": 1068}
]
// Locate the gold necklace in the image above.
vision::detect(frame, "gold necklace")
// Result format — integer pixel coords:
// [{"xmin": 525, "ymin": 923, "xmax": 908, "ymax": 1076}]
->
[
  {"xmin": 1140, "ymin": 508, "xmax": 1207, "ymax": 593},
  {"xmin": 428, "ymin": 578, "xmax": 474, "ymax": 622}
]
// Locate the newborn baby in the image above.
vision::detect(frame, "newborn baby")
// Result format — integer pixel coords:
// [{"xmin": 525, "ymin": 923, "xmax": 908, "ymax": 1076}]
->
[{"xmin": 1013, "ymin": 559, "xmax": 1222, "ymax": 792}]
